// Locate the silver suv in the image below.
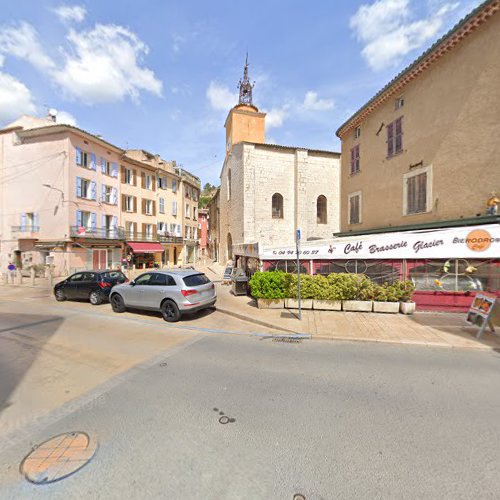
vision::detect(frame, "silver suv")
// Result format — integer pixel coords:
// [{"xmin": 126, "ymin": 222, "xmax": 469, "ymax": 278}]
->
[{"xmin": 109, "ymin": 270, "xmax": 216, "ymax": 322}]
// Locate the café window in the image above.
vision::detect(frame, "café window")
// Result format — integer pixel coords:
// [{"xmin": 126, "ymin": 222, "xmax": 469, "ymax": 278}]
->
[{"xmin": 406, "ymin": 259, "xmax": 499, "ymax": 293}]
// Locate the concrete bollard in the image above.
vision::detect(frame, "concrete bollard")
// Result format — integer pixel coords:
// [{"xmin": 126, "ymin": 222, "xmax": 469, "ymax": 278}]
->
[
  {"xmin": 30, "ymin": 268, "xmax": 36, "ymax": 286},
  {"xmin": 15, "ymin": 270, "xmax": 22, "ymax": 285}
]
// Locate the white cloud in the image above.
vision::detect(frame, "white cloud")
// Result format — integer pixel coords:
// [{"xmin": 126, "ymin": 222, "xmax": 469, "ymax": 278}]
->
[
  {"xmin": 0, "ymin": 21, "xmax": 54, "ymax": 71},
  {"xmin": 56, "ymin": 110, "xmax": 77, "ymax": 126},
  {"xmin": 206, "ymin": 82, "xmax": 237, "ymax": 111},
  {"xmin": 350, "ymin": 0, "xmax": 458, "ymax": 71},
  {"xmin": 302, "ymin": 91, "xmax": 335, "ymax": 111},
  {"xmin": 53, "ymin": 24, "xmax": 163, "ymax": 104},
  {"xmin": 53, "ymin": 5, "xmax": 87, "ymax": 23},
  {"xmin": 0, "ymin": 71, "xmax": 36, "ymax": 123},
  {"xmin": 265, "ymin": 104, "xmax": 290, "ymax": 129}
]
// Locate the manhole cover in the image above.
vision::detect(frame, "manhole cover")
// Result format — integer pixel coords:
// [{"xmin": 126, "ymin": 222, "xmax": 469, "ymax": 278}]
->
[{"xmin": 20, "ymin": 432, "xmax": 98, "ymax": 484}]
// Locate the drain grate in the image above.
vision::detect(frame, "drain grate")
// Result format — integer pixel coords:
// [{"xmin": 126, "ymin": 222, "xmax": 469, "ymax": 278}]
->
[
  {"xmin": 20, "ymin": 432, "xmax": 97, "ymax": 484},
  {"xmin": 272, "ymin": 337, "xmax": 303, "ymax": 343}
]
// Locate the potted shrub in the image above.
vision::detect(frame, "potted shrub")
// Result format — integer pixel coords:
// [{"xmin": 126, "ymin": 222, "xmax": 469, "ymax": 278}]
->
[
  {"xmin": 393, "ymin": 280, "xmax": 416, "ymax": 314},
  {"xmin": 339, "ymin": 274, "xmax": 374, "ymax": 312},
  {"xmin": 284, "ymin": 274, "xmax": 314, "ymax": 309},
  {"xmin": 372, "ymin": 283, "xmax": 400, "ymax": 313},
  {"xmin": 313, "ymin": 274, "xmax": 342, "ymax": 310},
  {"xmin": 249, "ymin": 271, "xmax": 285, "ymax": 309}
]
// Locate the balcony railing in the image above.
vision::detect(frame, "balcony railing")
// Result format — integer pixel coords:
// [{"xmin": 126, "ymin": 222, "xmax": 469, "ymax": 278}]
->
[
  {"xmin": 11, "ymin": 225, "xmax": 40, "ymax": 233},
  {"xmin": 70, "ymin": 226, "xmax": 125, "ymax": 239},
  {"xmin": 124, "ymin": 231, "xmax": 183, "ymax": 244},
  {"xmin": 158, "ymin": 234, "xmax": 184, "ymax": 244}
]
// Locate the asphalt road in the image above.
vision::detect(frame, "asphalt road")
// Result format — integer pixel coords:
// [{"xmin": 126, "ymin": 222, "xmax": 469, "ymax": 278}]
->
[{"xmin": 0, "ymin": 314, "xmax": 499, "ymax": 499}]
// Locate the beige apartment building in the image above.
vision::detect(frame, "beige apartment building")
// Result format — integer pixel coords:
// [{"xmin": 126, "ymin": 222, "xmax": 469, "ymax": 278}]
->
[
  {"xmin": 0, "ymin": 115, "xmax": 201, "ymax": 274},
  {"xmin": 120, "ymin": 150, "xmax": 184, "ymax": 267},
  {"xmin": 179, "ymin": 169, "xmax": 201, "ymax": 264},
  {"xmin": 336, "ymin": 0, "xmax": 500, "ymax": 234},
  {"xmin": 332, "ymin": 0, "xmax": 500, "ymax": 311}
]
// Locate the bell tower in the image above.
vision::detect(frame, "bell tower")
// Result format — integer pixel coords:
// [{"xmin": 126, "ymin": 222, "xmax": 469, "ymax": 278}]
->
[{"xmin": 225, "ymin": 54, "xmax": 266, "ymax": 156}]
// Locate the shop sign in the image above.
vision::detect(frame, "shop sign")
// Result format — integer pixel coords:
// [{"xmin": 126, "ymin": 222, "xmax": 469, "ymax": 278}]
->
[
  {"xmin": 233, "ymin": 242, "xmax": 259, "ymax": 258},
  {"xmin": 260, "ymin": 225, "xmax": 500, "ymax": 260},
  {"xmin": 466, "ymin": 293, "xmax": 498, "ymax": 338}
]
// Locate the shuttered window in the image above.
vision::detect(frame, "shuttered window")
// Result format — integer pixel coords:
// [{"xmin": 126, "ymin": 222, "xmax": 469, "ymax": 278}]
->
[
  {"xmin": 350, "ymin": 145, "xmax": 360, "ymax": 174},
  {"xmin": 349, "ymin": 194, "xmax": 361, "ymax": 224},
  {"xmin": 406, "ymin": 172, "xmax": 427, "ymax": 214},
  {"xmin": 387, "ymin": 117, "xmax": 403, "ymax": 157}
]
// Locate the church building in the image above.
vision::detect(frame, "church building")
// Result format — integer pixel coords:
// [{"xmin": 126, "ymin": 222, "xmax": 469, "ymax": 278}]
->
[{"xmin": 217, "ymin": 57, "xmax": 341, "ymax": 270}]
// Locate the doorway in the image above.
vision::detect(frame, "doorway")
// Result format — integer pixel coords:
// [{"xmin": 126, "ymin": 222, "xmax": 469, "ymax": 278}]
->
[
  {"xmin": 173, "ymin": 247, "xmax": 178, "ymax": 266},
  {"xmin": 92, "ymin": 249, "xmax": 107, "ymax": 270}
]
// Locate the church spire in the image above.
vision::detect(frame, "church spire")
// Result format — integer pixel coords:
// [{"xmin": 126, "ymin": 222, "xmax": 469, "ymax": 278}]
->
[{"xmin": 238, "ymin": 52, "xmax": 254, "ymax": 106}]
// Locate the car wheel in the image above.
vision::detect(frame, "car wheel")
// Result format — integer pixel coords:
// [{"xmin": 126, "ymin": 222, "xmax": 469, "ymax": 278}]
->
[
  {"xmin": 89, "ymin": 291, "xmax": 102, "ymax": 305},
  {"xmin": 55, "ymin": 289, "xmax": 66, "ymax": 302},
  {"xmin": 161, "ymin": 300, "xmax": 181, "ymax": 322},
  {"xmin": 110, "ymin": 294, "xmax": 126, "ymax": 313}
]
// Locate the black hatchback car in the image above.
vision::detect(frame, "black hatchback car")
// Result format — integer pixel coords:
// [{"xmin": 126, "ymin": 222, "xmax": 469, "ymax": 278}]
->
[{"xmin": 54, "ymin": 270, "xmax": 128, "ymax": 305}]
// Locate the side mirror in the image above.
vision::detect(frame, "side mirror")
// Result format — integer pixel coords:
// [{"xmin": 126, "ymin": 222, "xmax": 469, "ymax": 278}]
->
[{"xmin": 130, "ymin": 280, "xmax": 136, "ymax": 286}]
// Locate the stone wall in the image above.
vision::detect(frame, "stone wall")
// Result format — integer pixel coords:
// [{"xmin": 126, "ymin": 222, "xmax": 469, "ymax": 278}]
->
[{"xmin": 218, "ymin": 142, "xmax": 340, "ymax": 263}]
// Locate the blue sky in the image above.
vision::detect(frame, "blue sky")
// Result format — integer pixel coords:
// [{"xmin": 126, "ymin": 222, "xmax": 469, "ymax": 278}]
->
[{"xmin": 0, "ymin": 0, "xmax": 483, "ymax": 185}]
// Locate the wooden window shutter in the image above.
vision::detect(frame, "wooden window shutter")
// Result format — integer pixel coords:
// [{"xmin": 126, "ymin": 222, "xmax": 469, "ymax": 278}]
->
[
  {"xmin": 153, "ymin": 224, "xmax": 157, "ymax": 237},
  {"xmin": 152, "ymin": 201, "xmax": 156, "ymax": 216},
  {"xmin": 122, "ymin": 194, "xmax": 126, "ymax": 212},
  {"xmin": 387, "ymin": 122, "xmax": 394, "ymax": 157},
  {"xmin": 133, "ymin": 196, "xmax": 137, "ymax": 213},
  {"xmin": 133, "ymin": 170, "xmax": 137, "ymax": 186},
  {"xmin": 121, "ymin": 166, "xmax": 126, "ymax": 183},
  {"xmin": 407, "ymin": 177, "xmax": 415, "ymax": 214},
  {"xmin": 152, "ymin": 175, "xmax": 156, "ymax": 191},
  {"xmin": 141, "ymin": 172, "xmax": 146, "ymax": 188},
  {"xmin": 142, "ymin": 223, "xmax": 147, "ymax": 235},
  {"xmin": 142, "ymin": 198, "xmax": 146, "ymax": 214}
]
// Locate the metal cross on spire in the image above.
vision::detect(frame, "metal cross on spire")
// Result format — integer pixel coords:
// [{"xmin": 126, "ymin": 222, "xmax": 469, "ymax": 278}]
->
[{"xmin": 238, "ymin": 52, "xmax": 254, "ymax": 106}]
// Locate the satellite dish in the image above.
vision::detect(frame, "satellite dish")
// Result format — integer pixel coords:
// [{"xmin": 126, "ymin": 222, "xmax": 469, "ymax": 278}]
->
[{"xmin": 49, "ymin": 108, "xmax": 58, "ymax": 117}]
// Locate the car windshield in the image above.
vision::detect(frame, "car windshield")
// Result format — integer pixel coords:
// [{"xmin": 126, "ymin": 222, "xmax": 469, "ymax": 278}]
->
[
  {"xmin": 182, "ymin": 273, "xmax": 210, "ymax": 287},
  {"xmin": 101, "ymin": 271, "xmax": 126, "ymax": 282}
]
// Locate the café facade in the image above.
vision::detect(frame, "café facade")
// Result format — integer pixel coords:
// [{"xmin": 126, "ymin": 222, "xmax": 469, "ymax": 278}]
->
[{"xmin": 233, "ymin": 223, "xmax": 500, "ymax": 312}]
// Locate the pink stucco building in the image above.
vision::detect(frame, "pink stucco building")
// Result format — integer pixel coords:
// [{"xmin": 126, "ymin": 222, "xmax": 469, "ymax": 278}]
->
[{"xmin": 0, "ymin": 115, "xmax": 123, "ymax": 275}]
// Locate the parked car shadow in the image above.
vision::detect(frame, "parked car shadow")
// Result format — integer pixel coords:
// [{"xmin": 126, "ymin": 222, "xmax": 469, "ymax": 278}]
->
[
  {"xmin": 123, "ymin": 306, "xmax": 217, "ymax": 323},
  {"xmin": 0, "ymin": 313, "xmax": 64, "ymax": 415}
]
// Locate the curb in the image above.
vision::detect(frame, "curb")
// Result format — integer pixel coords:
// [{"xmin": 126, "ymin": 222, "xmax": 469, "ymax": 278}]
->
[{"xmin": 216, "ymin": 307, "xmax": 304, "ymax": 335}]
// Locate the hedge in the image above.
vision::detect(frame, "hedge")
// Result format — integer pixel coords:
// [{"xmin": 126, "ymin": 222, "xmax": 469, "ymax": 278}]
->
[{"xmin": 249, "ymin": 271, "xmax": 415, "ymax": 302}]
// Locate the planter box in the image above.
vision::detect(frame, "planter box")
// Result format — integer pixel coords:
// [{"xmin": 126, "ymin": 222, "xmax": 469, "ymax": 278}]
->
[
  {"xmin": 400, "ymin": 301, "xmax": 416, "ymax": 315},
  {"xmin": 342, "ymin": 300, "xmax": 373, "ymax": 312},
  {"xmin": 313, "ymin": 299, "xmax": 342, "ymax": 311},
  {"xmin": 373, "ymin": 301, "xmax": 400, "ymax": 314},
  {"xmin": 257, "ymin": 298, "xmax": 284, "ymax": 309},
  {"xmin": 285, "ymin": 298, "xmax": 313, "ymax": 310}
]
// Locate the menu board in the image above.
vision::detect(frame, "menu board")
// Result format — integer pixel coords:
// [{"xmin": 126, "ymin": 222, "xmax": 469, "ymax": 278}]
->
[{"xmin": 466, "ymin": 293, "xmax": 497, "ymax": 338}]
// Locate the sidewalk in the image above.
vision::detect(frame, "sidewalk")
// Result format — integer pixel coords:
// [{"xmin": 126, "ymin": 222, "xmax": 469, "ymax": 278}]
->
[{"xmin": 200, "ymin": 262, "xmax": 500, "ymax": 351}]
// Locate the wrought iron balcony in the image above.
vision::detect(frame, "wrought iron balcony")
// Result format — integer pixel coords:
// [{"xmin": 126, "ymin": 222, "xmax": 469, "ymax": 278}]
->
[
  {"xmin": 70, "ymin": 226, "xmax": 125, "ymax": 239},
  {"xmin": 11, "ymin": 225, "xmax": 40, "ymax": 233},
  {"xmin": 158, "ymin": 234, "xmax": 184, "ymax": 244},
  {"xmin": 124, "ymin": 231, "xmax": 183, "ymax": 244}
]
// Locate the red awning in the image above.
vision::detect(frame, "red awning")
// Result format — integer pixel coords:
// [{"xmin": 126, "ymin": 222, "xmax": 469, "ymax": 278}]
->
[{"xmin": 127, "ymin": 242, "xmax": 164, "ymax": 254}]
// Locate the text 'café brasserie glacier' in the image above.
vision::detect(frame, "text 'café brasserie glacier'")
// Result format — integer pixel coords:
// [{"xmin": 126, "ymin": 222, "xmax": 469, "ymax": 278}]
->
[{"xmin": 233, "ymin": 224, "xmax": 500, "ymax": 312}]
